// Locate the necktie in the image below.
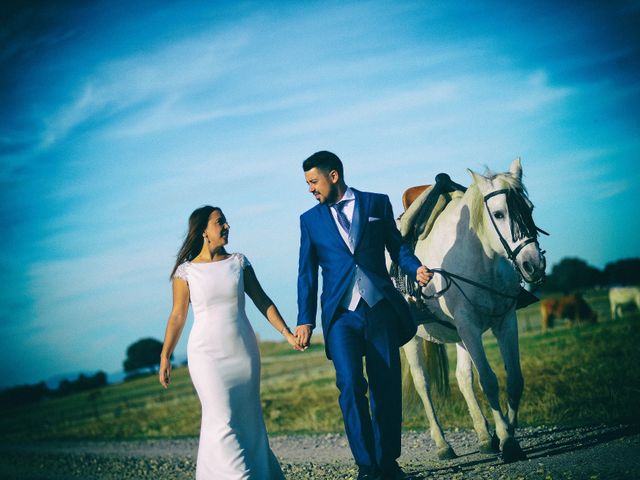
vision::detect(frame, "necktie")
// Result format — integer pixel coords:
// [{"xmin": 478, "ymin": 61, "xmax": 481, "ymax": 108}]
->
[{"xmin": 333, "ymin": 201, "xmax": 351, "ymax": 233}]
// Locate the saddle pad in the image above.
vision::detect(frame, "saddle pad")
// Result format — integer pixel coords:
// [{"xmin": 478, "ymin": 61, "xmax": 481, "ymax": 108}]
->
[{"xmin": 400, "ymin": 185, "xmax": 463, "ymax": 243}]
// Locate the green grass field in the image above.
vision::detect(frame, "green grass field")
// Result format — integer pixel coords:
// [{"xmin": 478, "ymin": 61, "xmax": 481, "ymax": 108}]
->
[{"xmin": 2, "ymin": 292, "xmax": 638, "ymax": 442}]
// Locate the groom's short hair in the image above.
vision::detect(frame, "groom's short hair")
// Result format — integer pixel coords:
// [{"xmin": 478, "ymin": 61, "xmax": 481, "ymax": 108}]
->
[{"xmin": 303, "ymin": 151, "xmax": 344, "ymax": 180}]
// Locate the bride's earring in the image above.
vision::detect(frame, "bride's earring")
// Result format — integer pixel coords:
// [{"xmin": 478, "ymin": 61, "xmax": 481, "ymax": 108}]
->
[{"xmin": 203, "ymin": 233, "xmax": 210, "ymax": 244}]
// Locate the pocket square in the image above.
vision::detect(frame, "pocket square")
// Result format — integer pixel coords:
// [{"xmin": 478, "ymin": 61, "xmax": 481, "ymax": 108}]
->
[{"xmin": 368, "ymin": 217, "xmax": 381, "ymax": 222}]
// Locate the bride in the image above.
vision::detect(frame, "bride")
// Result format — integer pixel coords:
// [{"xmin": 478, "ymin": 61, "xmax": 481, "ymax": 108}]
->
[{"xmin": 159, "ymin": 205, "xmax": 301, "ymax": 479}]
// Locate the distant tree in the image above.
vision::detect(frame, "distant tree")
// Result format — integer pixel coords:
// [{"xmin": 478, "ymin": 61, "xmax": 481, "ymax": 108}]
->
[
  {"xmin": 123, "ymin": 338, "xmax": 168, "ymax": 374},
  {"xmin": 57, "ymin": 379, "xmax": 72, "ymax": 395},
  {"xmin": 540, "ymin": 257, "xmax": 601, "ymax": 293},
  {"xmin": 604, "ymin": 258, "xmax": 640, "ymax": 285},
  {"xmin": 0, "ymin": 382, "xmax": 50, "ymax": 407},
  {"xmin": 56, "ymin": 371, "xmax": 108, "ymax": 396}
]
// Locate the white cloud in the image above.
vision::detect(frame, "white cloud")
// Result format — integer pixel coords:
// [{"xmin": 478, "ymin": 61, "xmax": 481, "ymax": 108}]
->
[
  {"xmin": 39, "ymin": 24, "xmax": 255, "ymax": 149},
  {"xmin": 593, "ymin": 180, "xmax": 632, "ymax": 200},
  {"xmin": 108, "ymin": 91, "xmax": 318, "ymax": 138},
  {"xmin": 42, "ymin": 84, "xmax": 103, "ymax": 147},
  {"xmin": 269, "ymin": 82, "xmax": 459, "ymax": 137},
  {"xmin": 504, "ymin": 70, "xmax": 573, "ymax": 112}
]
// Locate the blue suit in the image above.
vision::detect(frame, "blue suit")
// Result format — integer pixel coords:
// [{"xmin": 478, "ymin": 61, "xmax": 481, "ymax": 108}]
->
[{"xmin": 297, "ymin": 188, "xmax": 421, "ymax": 471}]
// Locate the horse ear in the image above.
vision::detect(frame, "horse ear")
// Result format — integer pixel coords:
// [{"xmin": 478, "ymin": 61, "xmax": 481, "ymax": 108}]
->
[
  {"xmin": 468, "ymin": 168, "xmax": 488, "ymax": 187},
  {"xmin": 510, "ymin": 157, "xmax": 522, "ymax": 180}
]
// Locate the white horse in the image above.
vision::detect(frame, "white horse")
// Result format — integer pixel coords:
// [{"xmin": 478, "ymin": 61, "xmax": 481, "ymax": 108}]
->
[
  {"xmin": 395, "ymin": 159, "xmax": 546, "ymax": 463},
  {"xmin": 609, "ymin": 286, "xmax": 640, "ymax": 320}
]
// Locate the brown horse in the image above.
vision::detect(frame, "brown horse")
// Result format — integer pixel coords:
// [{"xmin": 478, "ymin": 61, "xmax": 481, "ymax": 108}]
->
[{"xmin": 540, "ymin": 293, "xmax": 597, "ymax": 331}]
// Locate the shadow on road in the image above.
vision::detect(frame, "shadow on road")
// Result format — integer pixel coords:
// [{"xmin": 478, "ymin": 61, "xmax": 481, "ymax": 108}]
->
[
  {"xmin": 522, "ymin": 423, "xmax": 640, "ymax": 460},
  {"xmin": 406, "ymin": 423, "xmax": 640, "ymax": 479}
]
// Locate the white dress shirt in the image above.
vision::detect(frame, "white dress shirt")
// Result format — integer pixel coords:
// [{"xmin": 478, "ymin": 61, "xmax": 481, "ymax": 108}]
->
[{"xmin": 330, "ymin": 188, "xmax": 356, "ymax": 251}]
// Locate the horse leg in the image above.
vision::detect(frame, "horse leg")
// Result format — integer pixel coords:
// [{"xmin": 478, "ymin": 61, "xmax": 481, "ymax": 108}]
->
[
  {"xmin": 403, "ymin": 337, "xmax": 456, "ymax": 459},
  {"xmin": 573, "ymin": 307, "xmax": 581, "ymax": 327},
  {"xmin": 454, "ymin": 343, "xmax": 496, "ymax": 453},
  {"xmin": 540, "ymin": 306, "xmax": 550, "ymax": 332},
  {"xmin": 492, "ymin": 313, "xmax": 523, "ymax": 436},
  {"xmin": 457, "ymin": 326, "xmax": 526, "ymax": 463}
]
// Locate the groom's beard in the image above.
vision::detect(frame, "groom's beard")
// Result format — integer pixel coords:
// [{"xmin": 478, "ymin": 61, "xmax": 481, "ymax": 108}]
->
[{"xmin": 323, "ymin": 187, "xmax": 340, "ymax": 205}]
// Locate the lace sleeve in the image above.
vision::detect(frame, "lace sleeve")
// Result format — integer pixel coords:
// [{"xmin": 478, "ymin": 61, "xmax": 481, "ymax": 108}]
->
[
  {"xmin": 173, "ymin": 262, "xmax": 189, "ymax": 282},
  {"xmin": 237, "ymin": 253, "xmax": 252, "ymax": 270}
]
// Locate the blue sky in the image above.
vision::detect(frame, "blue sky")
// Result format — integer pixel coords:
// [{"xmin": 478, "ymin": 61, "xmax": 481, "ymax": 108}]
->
[{"xmin": 1, "ymin": 0, "xmax": 638, "ymax": 388}]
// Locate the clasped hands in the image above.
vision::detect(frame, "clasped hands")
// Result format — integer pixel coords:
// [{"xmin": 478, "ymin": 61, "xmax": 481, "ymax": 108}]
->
[{"xmin": 283, "ymin": 328, "xmax": 306, "ymax": 351}]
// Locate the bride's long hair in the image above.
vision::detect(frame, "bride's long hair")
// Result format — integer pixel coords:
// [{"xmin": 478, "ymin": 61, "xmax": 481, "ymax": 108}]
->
[{"xmin": 170, "ymin": 205, "xmax": 225, "ymax": 279}]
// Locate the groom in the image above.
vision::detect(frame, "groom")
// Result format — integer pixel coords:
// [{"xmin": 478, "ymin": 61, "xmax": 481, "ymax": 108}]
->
[{"xmin": 295, "ymin": 151, "xmax": 432, "ymax": 480}]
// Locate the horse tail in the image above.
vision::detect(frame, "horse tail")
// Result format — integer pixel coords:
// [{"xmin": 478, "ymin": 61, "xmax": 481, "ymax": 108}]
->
[
  {"xmin": 401, "ymin": 338, "xmax": 450, "ymax": 405},
  {"xmin": 424, "ymin": 339, "xmax": 450, "ymax": 398}
]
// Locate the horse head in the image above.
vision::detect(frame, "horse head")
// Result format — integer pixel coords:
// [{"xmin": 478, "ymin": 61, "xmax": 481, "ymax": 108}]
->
[{"xmin": 467, "ymin": 158, "xmax": 546, "ymax": 284}]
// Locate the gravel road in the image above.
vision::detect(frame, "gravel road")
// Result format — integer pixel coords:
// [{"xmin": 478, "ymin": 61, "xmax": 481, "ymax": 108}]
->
[{"xmin": 1, "ymin": 424, "xmax": 639, "ymax": 479}]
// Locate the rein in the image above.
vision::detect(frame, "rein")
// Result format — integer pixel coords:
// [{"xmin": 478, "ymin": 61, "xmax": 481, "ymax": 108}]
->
[
  {"xmin": 404, "ymin": 268, "xmax": 520, "ymax": 320},
  {"xmin": 425, "ymin": 268, "xmax": 520, "ymax": 300}
]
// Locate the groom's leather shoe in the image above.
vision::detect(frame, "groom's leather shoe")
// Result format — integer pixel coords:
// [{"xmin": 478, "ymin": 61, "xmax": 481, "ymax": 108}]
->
[{"xmin": 382, "ymin": 463, "xmax": 410, "ymax": 480}]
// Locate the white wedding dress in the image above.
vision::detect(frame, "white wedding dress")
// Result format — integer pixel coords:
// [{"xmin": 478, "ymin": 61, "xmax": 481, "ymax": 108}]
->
[{"xmin": 174, "ymin": 253, "xmax": 284, "ymax": 480}]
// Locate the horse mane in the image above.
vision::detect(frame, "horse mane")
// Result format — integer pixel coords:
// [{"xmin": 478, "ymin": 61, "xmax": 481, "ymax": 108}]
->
[{"xmin": 467, "ymin": 170, "xmax": 529, "ymax": 243}]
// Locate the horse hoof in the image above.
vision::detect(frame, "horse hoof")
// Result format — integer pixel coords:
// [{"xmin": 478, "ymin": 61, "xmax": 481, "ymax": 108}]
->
[
  {"xmin": 501, "ymin": 437, "xmax": 527, "ymax": 463},
  {"xmin": 478, "ymin": 441, "xmax": 496, "ymax": 454},
  {"xmin": 437, "ymin": 446, "xmax": 457, "ymax": 460},
  {"xmin": 479, "ymin": 433, "xmax": 500, "ymax": 454}
]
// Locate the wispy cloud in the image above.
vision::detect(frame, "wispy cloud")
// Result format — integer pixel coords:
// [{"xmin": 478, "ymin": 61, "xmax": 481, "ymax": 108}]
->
[
  {"xmin": 270, "ymin": 82, "xmax": 459, "ymax": 137},
  {"xmin": 108, "ymin": 91, "xmax": 318, "ymax": 138},
  {"xmin": 593, "ymin": 180, "xmax": 631, "ymax": 200},
  {"xmin": 38, "ymin": 24, "xmax": 254, "ymax": 147},
  {"xmin": 504, "ymin": 70, "xmax": 573, "ymax": 112}
]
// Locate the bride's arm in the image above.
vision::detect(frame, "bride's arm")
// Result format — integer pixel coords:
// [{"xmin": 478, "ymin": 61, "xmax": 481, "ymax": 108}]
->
[
  {"xmin": 244, "ymin": 266, "xmax": 304, "ymax": 351},
  {"xmin": 159, "ymin": 278, "xmax": 190, "ymax": 388}
]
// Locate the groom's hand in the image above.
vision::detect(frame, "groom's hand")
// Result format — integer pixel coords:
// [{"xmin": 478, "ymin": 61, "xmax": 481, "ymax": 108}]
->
[
  {"xmin": 295, "ymin": 325, "xmax": 312, "ymax": 350},
  {"xmin": 416, "ymin": 265, "xmax": 433, "ymax": 286}
]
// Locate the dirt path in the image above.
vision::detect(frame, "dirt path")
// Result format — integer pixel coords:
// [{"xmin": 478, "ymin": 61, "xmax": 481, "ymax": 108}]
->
[{"xmin": 1, "ymin": 424, "xmax": 639, "ymax": 479}]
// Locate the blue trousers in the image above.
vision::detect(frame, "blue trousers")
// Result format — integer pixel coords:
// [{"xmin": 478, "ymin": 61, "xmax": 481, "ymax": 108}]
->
[{"xmin": 326, "ymin": 299, "xmax": 402, "ymax": 471}]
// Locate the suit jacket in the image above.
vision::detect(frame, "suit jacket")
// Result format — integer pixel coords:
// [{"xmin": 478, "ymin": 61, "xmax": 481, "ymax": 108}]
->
[{"xmin": 297, "ymin": 188, "xmax": 421, "ymax": 358}]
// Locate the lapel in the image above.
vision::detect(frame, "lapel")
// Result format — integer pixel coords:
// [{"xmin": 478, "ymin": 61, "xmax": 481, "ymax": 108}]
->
[
  {"xmin": 351, "ymin": 188, "xmax": 368, "ymax": 252},
  {"xmin": 318, "ymin": 203, "xmax": 351, "ymax": 253}
]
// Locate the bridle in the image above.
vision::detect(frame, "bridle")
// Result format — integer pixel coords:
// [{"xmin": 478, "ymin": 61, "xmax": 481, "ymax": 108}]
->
[{"xmin": 483, "ymin": 188, "xmax": 548, "ymax": 279}]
